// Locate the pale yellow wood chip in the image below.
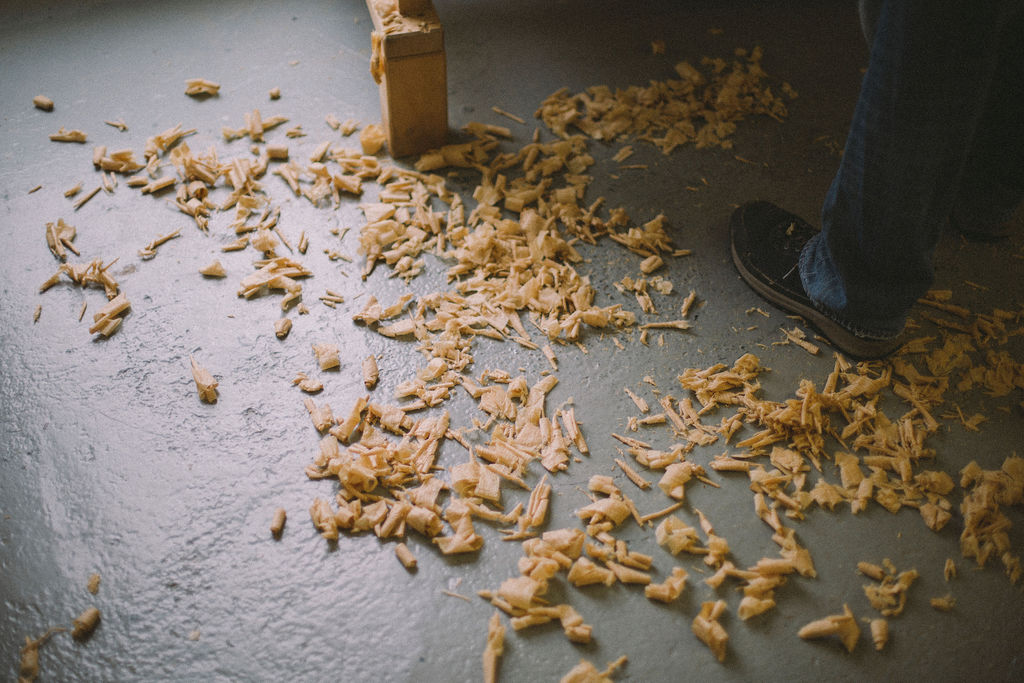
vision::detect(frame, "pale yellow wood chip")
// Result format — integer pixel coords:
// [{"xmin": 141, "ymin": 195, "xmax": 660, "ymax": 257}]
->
[
  {"xmin": 275, "ymin": 318, "xmax": 292, "ymax": 339},
  {"xmin": 87, "ymin": 573, "xmax": 101, "ymax": 595},
  {"xmin": 72, "ymin": 186, "xmax": 101, "ymax": 210},
  {"xmin": 71, "ymin": 606, "xmax": 101, "ymax": 640},
  {"xmin": 270, "ymin": 508, "xmax": 287, "ymax": 537},
  {"xmin": 33, "ymin": 95, "xmax": 54, "ymax": 111},
  {"xmin": 50, "ymin": 127, "xmax": 86, "ymax": 142},
  {"xmin": 199, "ymin": 261, "xmax": 226, "ymax": 278},
  {"xmin": 312, "ymin": 343, "xmax": 340, "ymax": 370},
  {"xmin": 482, "ymin": 611, "xmax": 505, "ymax": 683},
  {"xmin": 184, "ymin": 78, "xmax": 221, "ymax": 96},
  {"xmin": 190, "ymin": 355, "xmax": 219, "ymax": 403},
  {"xmin": 363, "ymin": 355, "xmax": 379, "ymax": 389},
  {"xmin": 395, "ymin": 542, "xmax": 417, "ymax": 570}
]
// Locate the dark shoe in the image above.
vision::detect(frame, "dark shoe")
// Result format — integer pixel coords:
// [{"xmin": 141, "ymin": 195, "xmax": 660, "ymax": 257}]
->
[{"xmin": 729, "ymin": 201, "xmax": 903, "ymax": 360}]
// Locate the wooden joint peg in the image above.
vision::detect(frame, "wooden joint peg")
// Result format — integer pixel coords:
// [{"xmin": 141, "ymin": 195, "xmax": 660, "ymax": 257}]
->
[{"xmin": 366, "ymin": 0, "xmax": 448, "ymax": 157}]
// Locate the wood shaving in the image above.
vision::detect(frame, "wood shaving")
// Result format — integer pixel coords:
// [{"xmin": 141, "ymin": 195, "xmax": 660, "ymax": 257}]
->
[
  {"xmin": 869, "ymin": 618, "xmax": 888, "ymax": 651},
  {"xmin": 72, "ymin": 186, "xmax": 101, "ymax": 210},
  {"xmin": 271, "ymin": 508, "xmax": 287, "ymax": 537},
  {"xmin": 293, "ymin": 372, "xmax": 323, "ymax": 394},
  {"xmin": 312, "ymin": 343, "xmax": 340, "ymax": 370},
  {"xmin": 559, "ymin": 656, "xmax": 627, "ymax": 683},
  {"xmin": 363, "ymin": 355, "xmax": 380, "ymax": 389},
  {"xmin": 33, "ymin": 95, "xmax": 54, "ymax": 111},
  {"xmin": 779, "ymin": 326, "xmax": 820, "ymax": 355},
  {"xmin": 861, "ymin": 561, "xmax": 918, "ymax": 617},
  {"xmin": 692, "ymin": 600, "xmax": 729, "ymax": 662},
  {"xmin": 50, "ymin": 127, "xmax": 87, "ymax": 143},
  {"xmin": 395, "ymin": 542, "xmax": 417, "ymax": 569},
  {"xmin": 930, "ymin": 593, "xmax": 956, "ymax": 611},
  {"xmin": 274, "ymin": 318, "xmax": 292, "ymax": 339},
  {"xmin": 139, "ymin": 229, "xmax": 180, "ymax": 260},
  {"xmin": 89, "ymin": 292, "xmax": 131, "ymax": 337},
  {"xmin": 797, "ymin": 604, "xmax": 859, "ymax": 652},
  {"xmin": 71, "ymin": 606, "xmax": 101, "ymax": 640},
  {"xmin": 45, "ymin": 219, "xmax": 79, "ymax": 260},
  {"xmin": 190, "ymin": 355, "xmax": 219, "ymax": 403},
  {"xmin": 87, "ymin": 573, "xmax": 101, "ymax": 595},
  {"xmin": 644, "ymin": 566, "xmax": 688, "ymax": 602},
  {"xmin": 185, "ymin": 78, "xmax": 221, "ymax": 96},
  {"xmin": 491, "ymin": 106, "xmax": 526, "ymax": 124},
  {"xmin": 18, "ymin": 626, "xmax": 64, "ymax": 682},
  {"xmin": 199, "ymin": 260, "xmax": 226, "ymax": 277},
  {"xmin": 482, "ymin": 611, "xmax": 505, "ymax": 683},
  {"xmin": 360, "ymin": 124, "xmax": 386, "ymax": 155}
]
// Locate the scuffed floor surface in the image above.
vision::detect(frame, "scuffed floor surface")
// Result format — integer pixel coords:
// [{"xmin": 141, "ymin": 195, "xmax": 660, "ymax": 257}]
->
[{"xmin": 2, "ymin": 1, "xmax": 1022, "ymax": 681}]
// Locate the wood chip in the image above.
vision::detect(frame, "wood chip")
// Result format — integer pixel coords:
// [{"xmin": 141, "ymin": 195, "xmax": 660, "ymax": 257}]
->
[
  {"xmin": 71, "ymin": 606, "xmax": 101, "ymax": 640},
  {"xmin": 482, "ymin": 611, "xmax": 505, "ymax": 683},
  {"xmin": 692, "ymin": 600, "xmax": 729, "ymax": 662},
  {"xmin": 363, "ymin": 355, "xmax": 379, "ymax": 389},
  {"xmin": 313, "ymin": 342, "xmax": 341, "ymax": 370},
  {"xmin": 797, "ymin": 604, "xmax": 859, "ymax": 652},
  {"xmin": 199, "ymin": 261, "xmax": 226, "ymax": 278},
  {"xmin": 185, "ymin": 78, "xmax": 221, "ymax": 96},
  {"xmin": 50, "ymin": 127, "xmax": 87, "ymax": 142},
  {"xmin": 395, "ymin": 542, "xmax": 418, "ymax": 569},
  {"xmin": 72, "ymin": 186, "xmax": 101, "ymax": 210},
  {"xmin": 19, "ymin": 627, "xmax": 64, "ymax": 682},
  {"xmin": 33, "ymin": 95, "xmax": 54, "ymax": 111},
  {"xmin": 270, "ymin": 508, "xmax": 287, "ymax": 537},
  {"xmin": 190, "ymin": 356, "xmax": 219, "ymax": 403}
]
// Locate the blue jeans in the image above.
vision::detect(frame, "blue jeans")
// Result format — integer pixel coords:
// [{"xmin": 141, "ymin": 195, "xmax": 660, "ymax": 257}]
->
[{"xmin": 799, "ymin": 0, "xmax": 1024, "ymax": 338}]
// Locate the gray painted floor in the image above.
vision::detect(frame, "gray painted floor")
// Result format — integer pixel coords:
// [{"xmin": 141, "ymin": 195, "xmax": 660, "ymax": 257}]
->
[{"xmin": 1, "ymin": 1, "xmax": 1022, "ymax": 681}]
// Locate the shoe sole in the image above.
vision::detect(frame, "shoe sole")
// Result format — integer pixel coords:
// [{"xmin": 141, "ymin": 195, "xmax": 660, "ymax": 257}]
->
[{"xmin": 730, "ymin": 239, "xmax": 903, "ymax": 360}]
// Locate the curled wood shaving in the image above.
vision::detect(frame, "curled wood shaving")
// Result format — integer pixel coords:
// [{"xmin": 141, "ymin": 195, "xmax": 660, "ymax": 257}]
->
[
  {"xmin": 293, "ymin": 372, "xmax": 323, "ymax": 394},
  {"xmin": 89, "ymin": 292, "xmax": 131, "ymax": 337},
  {"xmin": 482, "ymin": 611, "xmax": 505, "ymax": 683},
  {"xmin": 19, "ymin": 626, "xmax": 65, "ymax": 682},
  {"xmin": 71, "ymin": 606, "xmax": 101, "ymax": 640},
  {"xmin": 270, "ymin": 508, "xmax": 287, "ymax": 537},
  {"xmin": 50, "ymin": 127, "xmax": 87, "ymax": 142},
  {"xmin": 45, "ymin": 219, "xmax": 79, "ymax": 260},
  {"xmin": 797, "ymin": 604, "xmax": 859, "ymax": 652},
  {"xmin": 185, "ymin": 78, "xmax": 221, "ymax": 96},
  {"xmin": 139, "ymin": 229, "xmax": 180, "ymax": 260},
  {"xmin": 559, "ymin": 656, "xmax": 627, "ymax": 683},
  {"xmin": 869, "ymin": 618, "xmax": 888, "ymax": 651},
  {"xmin": 692, "ymin": 600, "xmax": 729, "ymax": 662}
]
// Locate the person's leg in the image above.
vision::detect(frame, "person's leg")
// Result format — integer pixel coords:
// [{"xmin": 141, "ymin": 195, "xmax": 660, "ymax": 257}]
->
[
  {"xmin": 800, "ymin": 1, "xmax": 1021, "ymax": 338},
  {"xmin": 857, "ymin": 0, "xmax": 882, "ymax": 45},
  {"xmin": 950, "ymin": 7, "xmax": 1024, "ymax": 240}
]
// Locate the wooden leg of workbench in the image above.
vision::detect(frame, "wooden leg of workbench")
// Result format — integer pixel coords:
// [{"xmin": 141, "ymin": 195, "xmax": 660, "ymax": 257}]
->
[{"xmin": 378, "ymin": 50, "xmax": 448, "ymax": 158}]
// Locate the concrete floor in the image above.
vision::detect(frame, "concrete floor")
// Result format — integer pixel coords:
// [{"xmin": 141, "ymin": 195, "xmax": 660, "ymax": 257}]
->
[{"xmin": 2, "ymin": 0, "xmax": 1022, "ymax": 680}]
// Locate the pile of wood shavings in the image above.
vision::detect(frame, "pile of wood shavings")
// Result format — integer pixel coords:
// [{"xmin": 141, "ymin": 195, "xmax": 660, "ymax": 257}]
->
[{"xmin": 536, "ymin": 46, "xmax": 797, "ymax": 153}]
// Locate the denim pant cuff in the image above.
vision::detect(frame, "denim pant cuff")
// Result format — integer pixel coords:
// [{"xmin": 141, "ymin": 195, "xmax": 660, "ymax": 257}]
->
[{"xmin": 799, "ymin": 235, "xmax": 905, "ymax": 341}]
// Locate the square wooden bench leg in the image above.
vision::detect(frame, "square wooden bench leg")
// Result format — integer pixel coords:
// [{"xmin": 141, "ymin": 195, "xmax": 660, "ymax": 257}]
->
[{"xmin": 366, "ymin": 0, "xmax": 448, "ymax": 158}]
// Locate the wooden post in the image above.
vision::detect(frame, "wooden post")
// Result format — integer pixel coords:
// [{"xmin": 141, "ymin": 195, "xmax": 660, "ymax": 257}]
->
[{"xmin": 366, "ymin": 0, "xmax": 448, "ymax": 158}]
